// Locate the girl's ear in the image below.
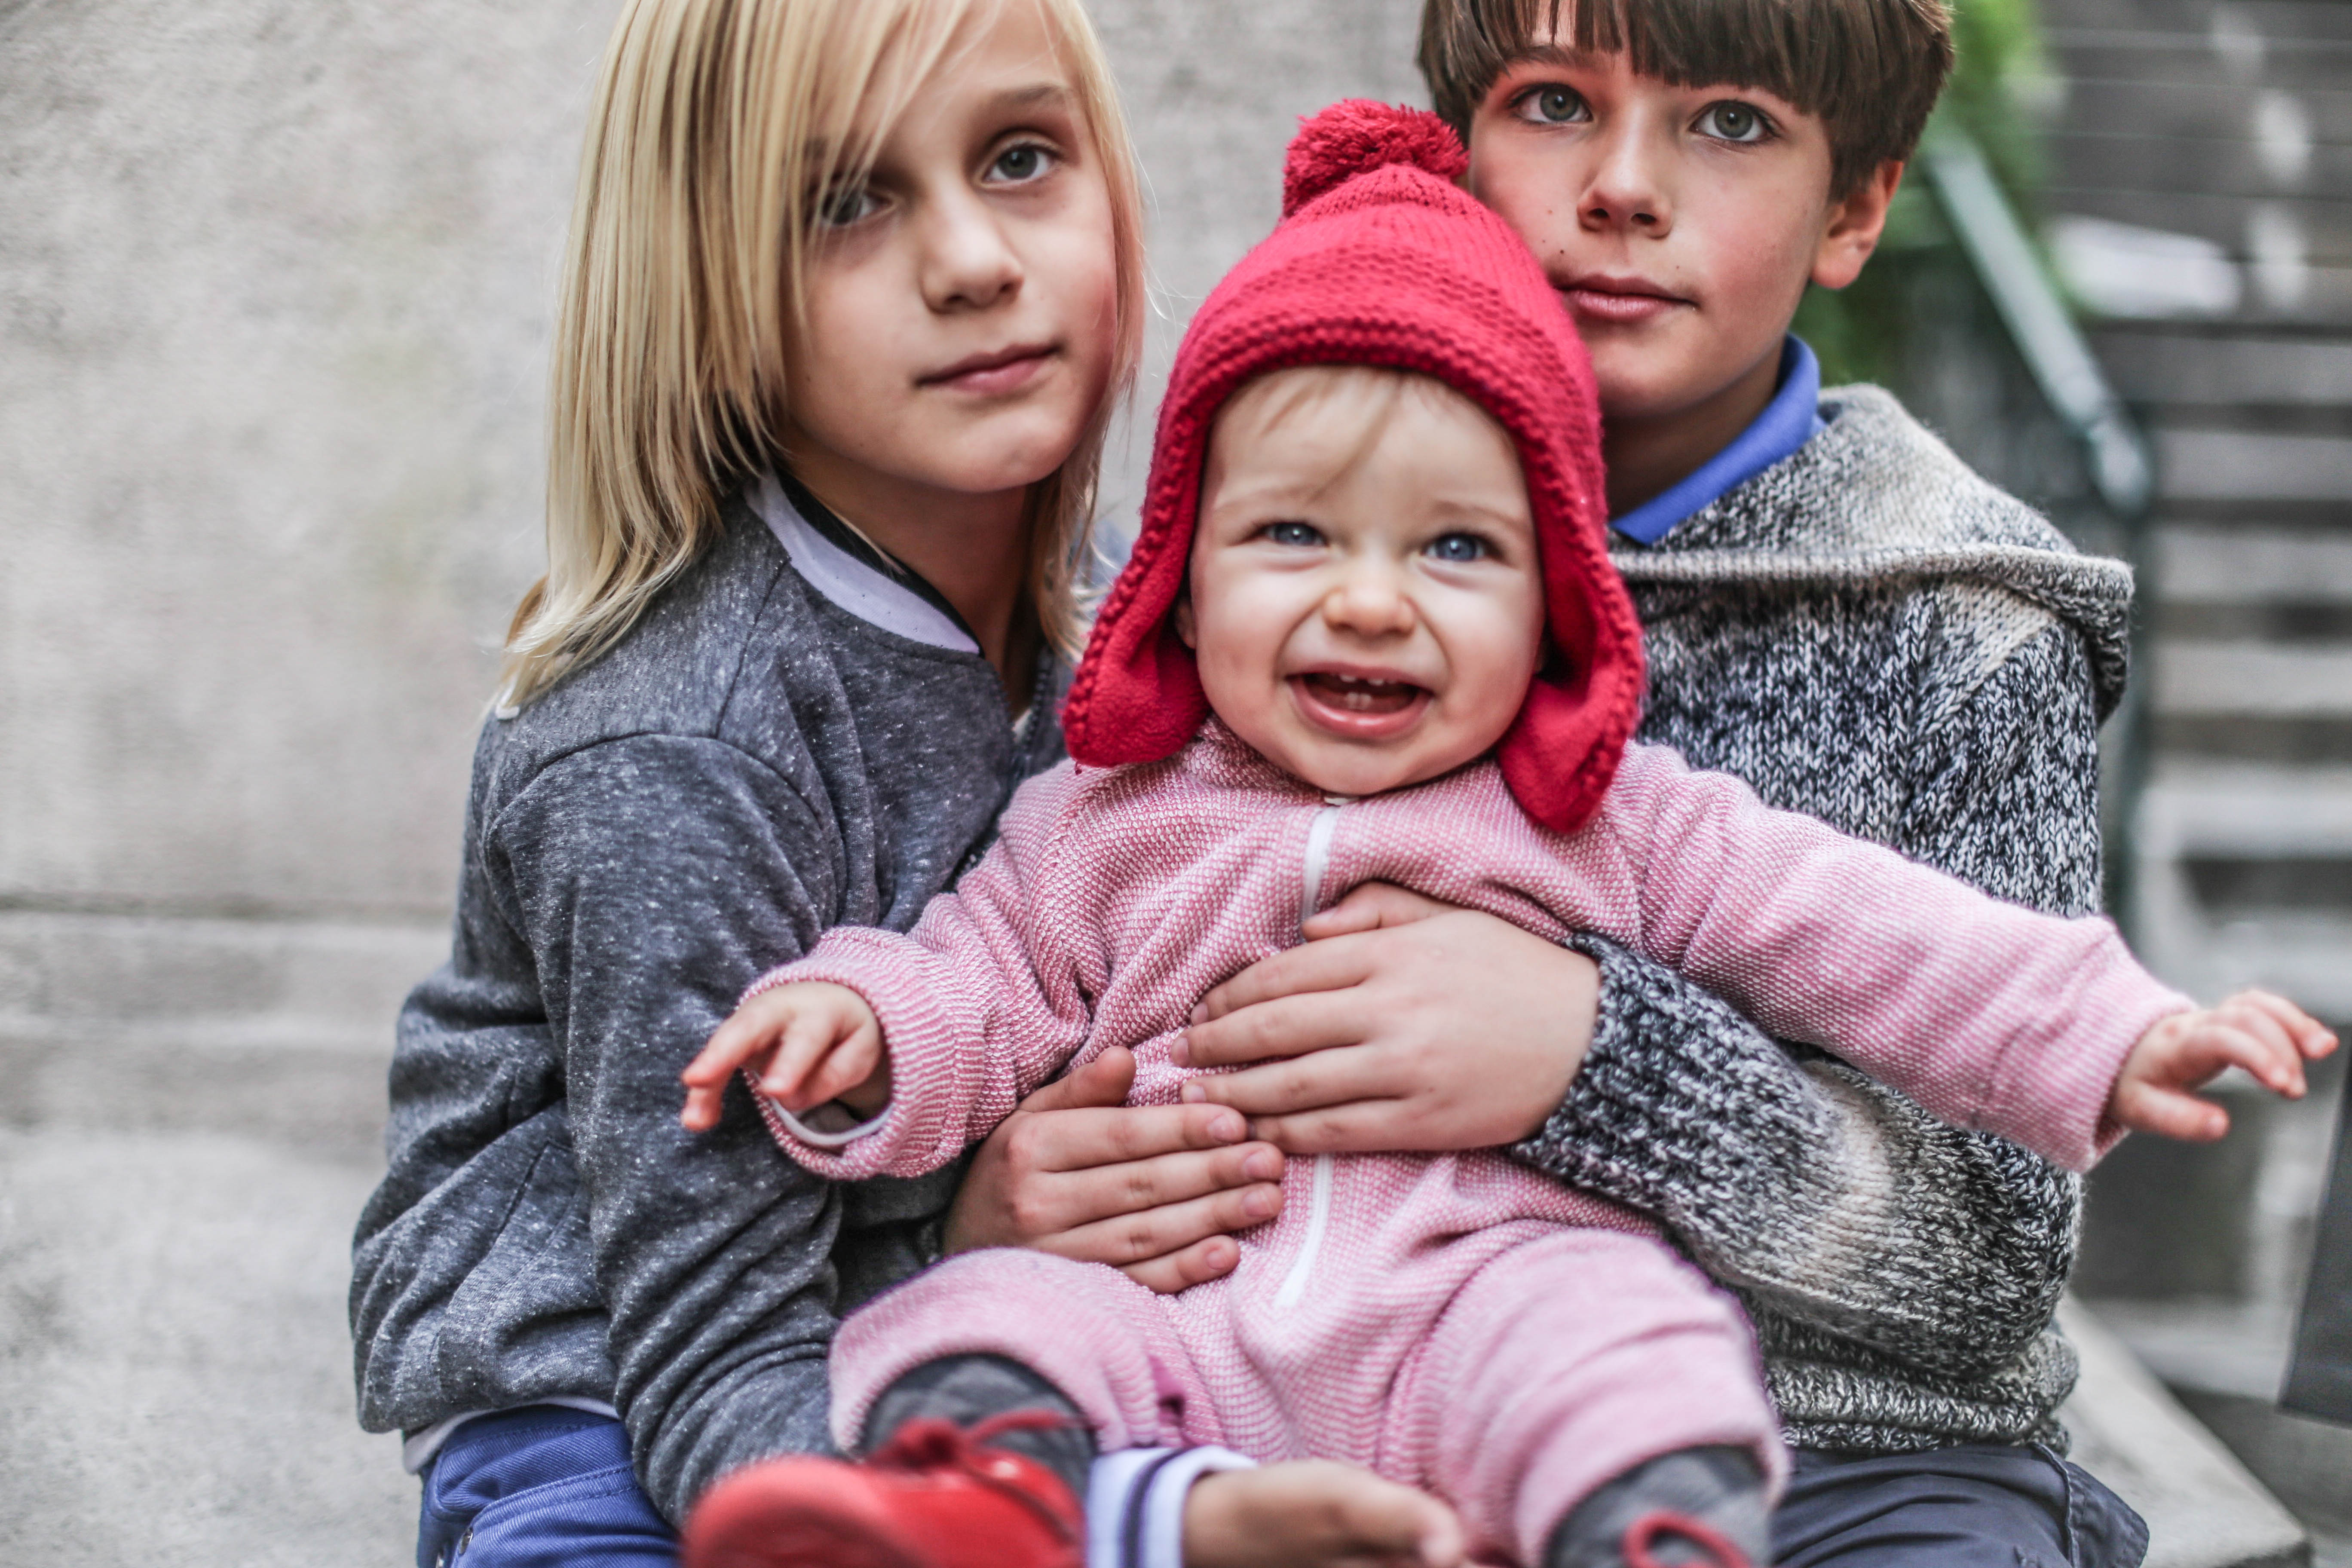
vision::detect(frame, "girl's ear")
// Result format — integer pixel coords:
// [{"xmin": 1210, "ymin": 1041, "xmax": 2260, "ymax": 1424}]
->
[{"xmin": 1173, "ymin": 595, "xmax": 1197, "ymax": 649}]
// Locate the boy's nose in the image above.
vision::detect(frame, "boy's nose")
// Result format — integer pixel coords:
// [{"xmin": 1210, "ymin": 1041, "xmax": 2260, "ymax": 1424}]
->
[{"xmin": 1579, "ymin": 124, "xmax": 1675, "ymax": 237}]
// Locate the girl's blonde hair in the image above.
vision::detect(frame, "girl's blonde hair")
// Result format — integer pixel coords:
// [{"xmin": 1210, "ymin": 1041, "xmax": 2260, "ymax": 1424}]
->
[{"xmin": 501, "ymin": 0, "xmax": 1147, "ymax": 709}]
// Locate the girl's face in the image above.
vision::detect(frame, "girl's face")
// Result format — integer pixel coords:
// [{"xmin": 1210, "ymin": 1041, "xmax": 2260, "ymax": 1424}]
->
[
  {"xmin": 781, "ymin": 0, "xmax": 1121, "ymax": 514},
  {"xmin": 1179, "ymin": 370, "xmax": 1548, "ymax": 801}
]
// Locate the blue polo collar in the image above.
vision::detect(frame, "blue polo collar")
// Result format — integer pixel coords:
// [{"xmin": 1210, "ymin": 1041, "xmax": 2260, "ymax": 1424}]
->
[{"xmin": 1609, "ymin": 336, "xmax": 1823, "ymax": 547}]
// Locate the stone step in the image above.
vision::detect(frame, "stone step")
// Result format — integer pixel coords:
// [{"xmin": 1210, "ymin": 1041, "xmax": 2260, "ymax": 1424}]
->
[
  {"xmin": 2052, "ymin": 32, "xmax": 2352, "ymax": 93},
  {"xmin": 0, "ymin": 908, "xmax": 444, "ymax": 1051},
  {"xmin": 2150, "ymin": 641, "xmax": 2352, "ymax": 716},
  {"xmin": 2058, "ymin": 1300, "xmax": 2312, "ymax": 1568},
  {"xmin": 2153, "ymin": 524, "xmax": 2352, "ymax": 601},
  {"xmin": 2058, "ymin": 83, "xmax": 2352, "ymax": 169},
  {"xmin": 2150, "ymin": 428, "xmax": 2352, "ymax": 503},
  {"xmin": 2051, "ymin": 134, "xmax": 2352, "ymax": 205},
  {"xmin": 2097, "ymin": 334, "xmax": 2352, "ymax": 410},
  {"xmin": 2053, "ymin": 2, "xmax": 2352, "ymax": 49},
  {"xmin": 2084, "ymin": 1298, "xmax": 2352, "ymax": 1546},
  {"xmin": 2133, "ymin": 763, "xmax": 2352, "ymax": 856},
  {"xmin": 2129, "ymin": 766, "xmax": 2352, "ymax": 1013}
]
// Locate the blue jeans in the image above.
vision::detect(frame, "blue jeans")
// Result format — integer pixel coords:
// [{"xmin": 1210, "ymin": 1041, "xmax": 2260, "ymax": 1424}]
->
[
  {"xmin": 1774, "ymin": 1444, "xmax": 2150, "ymax": 1568},
  {"xmin": 417, "ymin": 1406, "xmax": 677, "ymax": 1568}
]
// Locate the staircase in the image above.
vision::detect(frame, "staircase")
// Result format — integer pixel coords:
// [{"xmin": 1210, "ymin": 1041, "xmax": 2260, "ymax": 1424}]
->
[{"xmin": 2032, "ymin": 0, "xmax": 2352, "ymax": 1554}]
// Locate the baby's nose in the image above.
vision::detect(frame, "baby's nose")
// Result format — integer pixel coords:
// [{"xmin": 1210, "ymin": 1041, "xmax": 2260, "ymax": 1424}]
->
[{"xmin": 1321, "ymin": 576, "xmax": 1417, "ymax": 635}]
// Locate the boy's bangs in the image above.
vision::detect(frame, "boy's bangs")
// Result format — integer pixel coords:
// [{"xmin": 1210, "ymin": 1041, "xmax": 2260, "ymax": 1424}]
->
[{"xmin": 1422, "ymin": 0, "xmax": 1951, "ymax": 193}]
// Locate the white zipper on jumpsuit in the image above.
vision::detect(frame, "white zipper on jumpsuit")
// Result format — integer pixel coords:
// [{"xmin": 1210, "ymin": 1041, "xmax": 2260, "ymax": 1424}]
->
[{"xmin": 1271, "ymin": 798, "xmax": 1348, "ymax": 1311}]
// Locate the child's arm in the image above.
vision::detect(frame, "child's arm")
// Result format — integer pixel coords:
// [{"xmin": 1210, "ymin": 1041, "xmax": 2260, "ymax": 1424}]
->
[
  {"xmin": 683, "ymin": 763, "xmax": 1102, "ymax": 1181},
  {"xmin": 1515, "ymin": 631, "xmax": 2101, "ymax": 1391},
  {"xmin": 1604, "ymin": 744, "xmax": 2327, "ymax": 1170}
]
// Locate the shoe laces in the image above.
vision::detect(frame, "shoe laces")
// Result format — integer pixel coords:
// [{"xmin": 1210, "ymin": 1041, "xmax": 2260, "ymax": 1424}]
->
[
  {"xmin": 1623, "ymin": 1510, "xmax": 1754, "ymax": 1568},
  {"xmin": 866, "ymin": 1412, "xmax": 1084, "ymax": 1548}
]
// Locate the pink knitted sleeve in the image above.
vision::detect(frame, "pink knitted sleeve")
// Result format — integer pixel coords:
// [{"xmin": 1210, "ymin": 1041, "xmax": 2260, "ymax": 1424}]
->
[
  {"xmin": 1598, "ymin": 744, "xmax": 2193, "ymax": 1171},
  {"xmin": 742, "ymin": 763, "xmax": 1099, "ymax": 1181}
]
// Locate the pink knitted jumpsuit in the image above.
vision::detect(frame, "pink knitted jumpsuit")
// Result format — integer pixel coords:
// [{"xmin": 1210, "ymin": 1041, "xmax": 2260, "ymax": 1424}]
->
[
  {"xmin": 755, "ymin": 727, "xmax": 2184, "ymax": 1564},
  {"xmin": 746, "ymin": 108, "xmax": 2188, "ymax": 1565}
]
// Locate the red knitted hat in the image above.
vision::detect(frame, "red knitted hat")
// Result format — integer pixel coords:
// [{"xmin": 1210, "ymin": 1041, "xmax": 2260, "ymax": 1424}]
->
[{"xmin": 1062, "ymin": 101, "xmax": 1645, "ymax": 834}]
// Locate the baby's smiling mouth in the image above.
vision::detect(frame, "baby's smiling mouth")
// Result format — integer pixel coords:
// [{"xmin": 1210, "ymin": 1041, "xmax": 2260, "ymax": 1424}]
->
[{"xmin": 1298, "ymin": 672, "xmax": 1424, "ymax": 715}]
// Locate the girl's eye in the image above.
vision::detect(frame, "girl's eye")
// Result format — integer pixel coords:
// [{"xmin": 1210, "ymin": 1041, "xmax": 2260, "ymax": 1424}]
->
[
  {"xmin": 814, "ymin": 184, "xmax": 883, "ymax": 229},
  {"xmin": 985, "ymin": 141, "xmax": 1057, "ymax": 186},
  {"xmin": 1424, "ymin": 533, "xmax": 1490, "ymax": 564},
  {"xmin": 1265, "ymin": 521, "xmax": 1323, "ymax": 548},
  {"xmin": 1695, "ymin": 101, "xmax": 1769, "ymax": 143},
  {"xmin": 1514, "ymin": 85, "xmax": 1591, "ymax": 126}
]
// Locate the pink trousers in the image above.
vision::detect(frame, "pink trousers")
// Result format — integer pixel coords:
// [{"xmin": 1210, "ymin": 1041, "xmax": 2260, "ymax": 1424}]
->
[{"xmin": 831, "ymin": 1229, "xmax": 1779, "ymax": 1566}]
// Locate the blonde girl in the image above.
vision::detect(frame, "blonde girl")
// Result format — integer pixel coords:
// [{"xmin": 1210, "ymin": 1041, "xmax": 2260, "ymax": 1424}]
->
[{"xmin": 350, "ymin": 1, "xmax": 1466, "ymax": 1565}]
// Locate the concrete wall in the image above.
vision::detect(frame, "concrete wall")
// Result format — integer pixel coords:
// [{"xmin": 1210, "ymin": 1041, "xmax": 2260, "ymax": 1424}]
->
[{"xmin": 0, "ymin": 0, "xmax": 1423, "ymax": 932}]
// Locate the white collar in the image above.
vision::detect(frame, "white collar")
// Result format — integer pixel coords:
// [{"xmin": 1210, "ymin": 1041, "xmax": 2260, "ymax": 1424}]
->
[{"xmin": 750, "ymin": 472, "xmax": 979, "ymax": 656}]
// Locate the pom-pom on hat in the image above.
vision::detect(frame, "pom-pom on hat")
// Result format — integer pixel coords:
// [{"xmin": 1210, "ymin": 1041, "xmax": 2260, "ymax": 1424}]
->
[{"xmin": 1062, "ymin": 101, "xmax": 1645, "ymax": 835}]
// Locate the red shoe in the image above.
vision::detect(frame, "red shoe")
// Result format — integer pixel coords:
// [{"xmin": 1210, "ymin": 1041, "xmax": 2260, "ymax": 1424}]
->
[
  {"xmin": 1622, "ymin": 1510, "xmax": 1757, "ymax": 1568},
  {"xmin": 680, "ymin": 1414, "xmax": 1085, "ymax": 1568}
]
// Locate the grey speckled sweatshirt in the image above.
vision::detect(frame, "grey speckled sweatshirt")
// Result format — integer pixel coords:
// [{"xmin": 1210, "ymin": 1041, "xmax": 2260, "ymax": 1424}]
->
[
  {"xmin": 349, "ymin": 481, "xmax": 1065, "ymax": 1521},
  {"xmin": 1513, "ymin": 386, "xmax": 2132, "ymax": 1454}
]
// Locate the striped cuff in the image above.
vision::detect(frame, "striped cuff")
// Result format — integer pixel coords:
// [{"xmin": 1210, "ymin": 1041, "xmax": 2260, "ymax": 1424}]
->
[
  {"xmin": 761, "ymin": 1087, "xmax": 891, "ymax": 1148},
  {"xmin": 1086, "ymin": 1447, "xmax": 1259, "ymax": 1568}
]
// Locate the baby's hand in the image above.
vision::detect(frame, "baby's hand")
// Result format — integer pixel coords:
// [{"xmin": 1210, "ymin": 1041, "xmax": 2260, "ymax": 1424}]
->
[
  {"xmin": 2111, "ymin": 990, "xmax": 2338, "ymax": 1142},
  {"xmin": 680, "ymin": 982, "xmax": 888, "ymax": 1132}
]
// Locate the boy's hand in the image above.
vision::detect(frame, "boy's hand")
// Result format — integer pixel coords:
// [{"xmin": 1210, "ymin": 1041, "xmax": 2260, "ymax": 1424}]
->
[
  {"xmin": 2112, "ymin": 990, "xmax": 2337, "ymax": 1142},
  {"xmin": 680, "ymin": 982, "xmax": 889, "ymax": 1132}
]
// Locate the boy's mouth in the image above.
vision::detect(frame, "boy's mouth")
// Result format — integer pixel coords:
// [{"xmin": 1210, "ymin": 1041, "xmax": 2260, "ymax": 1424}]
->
[
  {"xmin": 1558, "ymin": 276, "xmax": 1687, "ymax": 326},
  {"xmin": 1290, "ymin": 672, "xmax": 1431, "ymax": 738}
]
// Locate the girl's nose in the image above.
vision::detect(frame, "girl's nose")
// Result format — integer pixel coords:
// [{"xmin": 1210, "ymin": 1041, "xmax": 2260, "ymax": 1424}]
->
[{"xmin": 918, "ymin": 189, "xmax": 1024, "ymax": 312}]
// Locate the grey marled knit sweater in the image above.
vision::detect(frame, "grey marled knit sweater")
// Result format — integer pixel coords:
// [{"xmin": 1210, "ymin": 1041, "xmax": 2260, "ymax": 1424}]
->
[{"xmin": 1511, "ymin": 385, "xmax": 2132, "ymax": 1454}]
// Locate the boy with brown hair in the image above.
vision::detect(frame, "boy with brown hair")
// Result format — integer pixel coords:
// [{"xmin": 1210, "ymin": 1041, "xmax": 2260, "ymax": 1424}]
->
[{"xmin": 1393, "ymin": 0, "xmax": 2151, "ymax": 1562}]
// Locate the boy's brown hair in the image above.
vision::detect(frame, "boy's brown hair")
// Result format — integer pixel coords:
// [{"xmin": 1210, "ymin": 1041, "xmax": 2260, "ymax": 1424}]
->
[{"xmin": 1418, "ymin": 0, "xmax": 1954, "ymax": 198}]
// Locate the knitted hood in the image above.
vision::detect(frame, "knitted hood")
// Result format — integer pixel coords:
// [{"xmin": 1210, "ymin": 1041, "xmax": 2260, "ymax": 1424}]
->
[
  {"xmin": 1620, "ymin": 385, "xmax": 2136, "ymax": 719},
  {"xmin": 1063, "ymin": 101, "xmax": 1646, "ymax": 835}
]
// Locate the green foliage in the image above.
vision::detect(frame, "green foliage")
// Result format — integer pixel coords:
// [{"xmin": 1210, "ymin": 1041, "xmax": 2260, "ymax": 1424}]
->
[{"xmin": 1799, "ymin": 0, "xmax": 2056, "ymax": 387}]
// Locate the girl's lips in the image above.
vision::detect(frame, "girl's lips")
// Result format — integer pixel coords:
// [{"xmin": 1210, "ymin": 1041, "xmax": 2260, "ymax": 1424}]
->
[
  {"xmin": 1561, "ymin": 286, "xmax": 1685, "ymax": 326},
  {"xmin": 924, "ymin": 345, "xmax": 1057, "ymax": 395},
  {"xmin": 1289, "ymin": 672, "xmax": 1431, "ymax": 740}
]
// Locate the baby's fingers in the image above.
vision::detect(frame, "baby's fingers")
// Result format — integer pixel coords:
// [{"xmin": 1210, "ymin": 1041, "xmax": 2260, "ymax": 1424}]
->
[
  {"xmin": 801, "ymin": 1017, "xmax": 884, "ymax": 1109},
  {"xmin": 2200, "ymin": 1004, "xmax": 2309, "ymax": 1099},
  {"xmin": 2230, "ymin": 989, "xmax": 2340, "ymax": 1061},
  {"xmin": 757, "ymin": 1011, "xmax": 849, "ymax": 1112},
  {"xmin": 2113, "ymin": 1076, "xmax": 2231, "ymax": 1142}
]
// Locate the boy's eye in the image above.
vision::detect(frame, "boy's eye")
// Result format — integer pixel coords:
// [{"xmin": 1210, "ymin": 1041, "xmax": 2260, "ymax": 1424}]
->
[
  {"xmin": 1424, "ymin": 533, "xmax": 1490, "ymax": 564},
  {"xmin": 1264, "ymin": 521, "xmax": 1323, "ymax": 548},
  {"xmin": 985, "ymin": 141, "xmax": 1057, "ymax": 186},
  {"xmin": 1514, "ymin": 85, "xmax": 1592, "ymax": 126},
  {"xmin": 814, "ymin": 183, "xmax": 883, "ymax": 229},
  {"xmin": 1694, "ymin": 101, "xmax": 1769, "ymax": 143}
]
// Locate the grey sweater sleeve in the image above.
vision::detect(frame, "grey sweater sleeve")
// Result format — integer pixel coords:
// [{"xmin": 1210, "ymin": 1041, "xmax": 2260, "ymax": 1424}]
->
[
  {"xmin": 488, "ymin": 735, "xmax": 851, "ymax": 1520},
  {"xmin": 1512, "ymin": 622, "xmax": 2100, "ymax": 1379}
]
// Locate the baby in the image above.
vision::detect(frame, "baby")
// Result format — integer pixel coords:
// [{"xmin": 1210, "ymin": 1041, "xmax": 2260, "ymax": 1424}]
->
[{"xmin": 678, "ymin": 105, "xmax": 2332, "ymax": 1568}]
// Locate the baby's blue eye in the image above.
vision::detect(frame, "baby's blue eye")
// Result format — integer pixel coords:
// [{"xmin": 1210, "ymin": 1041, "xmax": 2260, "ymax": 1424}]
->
[
  {"xmin": 1516, "ymin": 85, "xmax": 1591, "ymax": 126},
  {"xmin": 1425, "ymin": 533, "xmax": 1489, "ymax": 563},
  {"xmin": 1265, "ymin": 521, "xmax": 1323, "ymax": 548}
]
